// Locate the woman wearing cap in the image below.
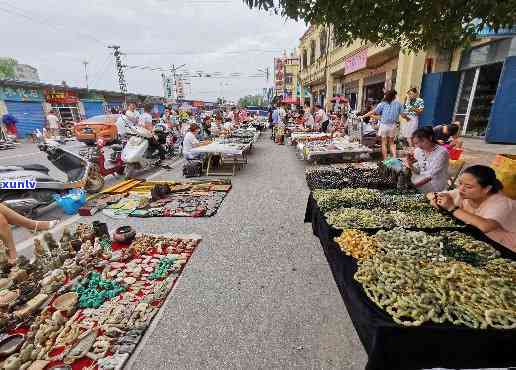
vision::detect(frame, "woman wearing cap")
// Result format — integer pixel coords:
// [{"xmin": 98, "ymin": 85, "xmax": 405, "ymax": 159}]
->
[{"xmin": 429, "ymin": 165, "xmax": 516, "ymax": 251}]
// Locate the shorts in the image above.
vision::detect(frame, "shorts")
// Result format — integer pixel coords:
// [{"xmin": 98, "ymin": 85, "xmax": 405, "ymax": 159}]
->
[
  {"xmin": 378, "ymin": 124, "xmax": 397, "ymax": 138},
  {"xmin": 401, "ymin": 117, "xmax": 418, "ymax": 139}
]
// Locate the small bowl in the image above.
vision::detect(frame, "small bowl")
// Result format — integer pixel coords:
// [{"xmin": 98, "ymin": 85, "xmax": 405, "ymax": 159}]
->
[
  {"xmin": 53, "ymin": 292, "xmax": 78, "ymax": 312},
  {"xmin": 113, "ymin": 226, "xmax": 136, "ymax": 243},
  {"xmin": 0, "ymin": 334, "xmax": 24, "ymax": 356}
]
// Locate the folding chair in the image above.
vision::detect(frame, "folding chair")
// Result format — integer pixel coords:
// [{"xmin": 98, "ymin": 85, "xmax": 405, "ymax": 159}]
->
[{"xmin": 447, "ymin": 159, "xmax": 465, "ymax": 189}]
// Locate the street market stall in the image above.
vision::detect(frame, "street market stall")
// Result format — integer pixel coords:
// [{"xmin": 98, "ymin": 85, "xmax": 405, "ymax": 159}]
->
[
  {"xmin": 298, "ymin": 137, "xmax": 373, "ymax": 163},
  {"xmin": 79, "ymin": 179, "xmax": 232, "ymax": 218},
  {"xmin": 191, "ymin": 141, "xmax": 251, "ymax": 176},
  {"xmin": 304, "ymin": 190, "xmax": 516, "ymax": 370},
  {"xmin": 0, "ymin": 224, "xmax": 202, "ymax": 370}
]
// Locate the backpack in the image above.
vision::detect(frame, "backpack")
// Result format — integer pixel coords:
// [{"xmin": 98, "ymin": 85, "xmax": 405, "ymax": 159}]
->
[{"xmin": 182, "ymin": 160, "xmax": 203, "ymax": 178}]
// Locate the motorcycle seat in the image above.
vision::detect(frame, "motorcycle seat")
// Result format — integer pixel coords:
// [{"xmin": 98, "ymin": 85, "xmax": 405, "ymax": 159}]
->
[
  {"xmin": 111, "ymin": 144, "xmax": 123, "ymax": 151},
  {"xmin": 19, "ymin": 164, "xmax": 50, "ymax": 173}
]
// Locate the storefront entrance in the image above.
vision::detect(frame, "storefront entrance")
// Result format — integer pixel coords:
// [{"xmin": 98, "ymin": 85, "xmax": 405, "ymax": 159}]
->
[
  {"xmin": 453, "ymin": 62, "xmax": 503, "ymax": 137},
  {"xmin": 52, "ymin": 103, "xmax": 81, "ymax": 123},
  {"xmin": 363, "ymin": 82, "xmax": 385, "ymax": 109}
]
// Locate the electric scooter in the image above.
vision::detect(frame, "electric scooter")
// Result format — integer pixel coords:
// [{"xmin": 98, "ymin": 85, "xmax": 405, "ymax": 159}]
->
[
  {"xmin": 80, "ymin": 138, "xmax": 125, "ymax": 178},
  {"xmin": 121, "ymin": 125, "xmax": 175, "ymax": 178},
  {"xmin": 0, "ymin": 130, "xmax": 104, "ymax": 216}
]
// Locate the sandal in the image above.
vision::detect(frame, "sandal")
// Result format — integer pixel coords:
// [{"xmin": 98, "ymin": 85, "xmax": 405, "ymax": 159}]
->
[{"xmin": 31, "ymin": 220, "xmax": 59, "ymax": 234}]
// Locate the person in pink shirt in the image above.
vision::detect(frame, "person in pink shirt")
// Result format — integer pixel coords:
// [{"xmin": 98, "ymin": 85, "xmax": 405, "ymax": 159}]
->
[
  {"xmin": 238, "ymin": 108, "xmax": 248, "ymax": 123},
  {"xmin": 428, "ymin": 165, "xmax": 516, "ymax": 251}
]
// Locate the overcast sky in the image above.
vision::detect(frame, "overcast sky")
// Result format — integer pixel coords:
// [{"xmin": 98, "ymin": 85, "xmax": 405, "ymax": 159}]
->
[{"xmin": 1, "ymin": 0, "xmax": 306, "ymax": 101}]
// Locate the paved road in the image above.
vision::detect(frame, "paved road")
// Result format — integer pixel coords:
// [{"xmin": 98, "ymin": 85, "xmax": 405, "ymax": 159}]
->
[{"xmin": 8, "ymin": 136, "xmax": 368, "ymax": 368}]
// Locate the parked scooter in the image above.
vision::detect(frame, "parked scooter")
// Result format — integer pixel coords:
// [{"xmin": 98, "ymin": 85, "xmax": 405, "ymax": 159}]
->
[
  {"xmin": 0, "ymin": 130, "xmax": 104, "ymax": 216},
  {"xmin": 121, "ymin": 125, "xmax": 174, "ymax": 178},
  {"xmin": 80, "ymin": 138, "xmax": 125, "ymax": 178}
]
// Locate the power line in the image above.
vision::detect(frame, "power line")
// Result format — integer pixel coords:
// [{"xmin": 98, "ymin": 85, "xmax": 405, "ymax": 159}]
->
[
  {"xmin": 123, "ymin": 49, "xmax": 284, "ymax": 56},
  {"xmin": 88, "ymin": 55, "xmax": 113, "ymax": 89},
  {"xmin": 0, "ymin": 1, "xmax": 107, "ymax": 46}
]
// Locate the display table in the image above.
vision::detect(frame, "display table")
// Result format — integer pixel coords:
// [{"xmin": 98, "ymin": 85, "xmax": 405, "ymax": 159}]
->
[
  {"xmin": 304, "ymin": 193, "xmax": 516, "ymax": 370},
  {"xmin": 191, "ymin": 142, "xmax": 250, "ymax": 176},
  {"xmin": 298, "ymin": 139, "xmax": 372, "ymax": 162}
]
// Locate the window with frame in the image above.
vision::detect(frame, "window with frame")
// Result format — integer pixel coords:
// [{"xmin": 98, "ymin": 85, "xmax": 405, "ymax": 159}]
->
[
  {"xmin": 310, "ymin": 39, "xmax": 316, "ymax": 64},
  {"xmin": 302, "ymin": 49, "xmax": 308, "ymax": 69},
  {"xmin": 320, "ymin": 30, "xmax": 327, "ymax": 56}
]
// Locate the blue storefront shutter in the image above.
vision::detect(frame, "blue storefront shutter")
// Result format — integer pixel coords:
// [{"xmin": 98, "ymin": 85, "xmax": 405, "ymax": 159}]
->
[
  {"xmin": 82, "ymin": 101, "xmax": 104, "ymax": 118},
  {"xmin": 153, "ymin": 103, "xmax": 164, "ymax": 115},
  {"xmin": 420, "ymin": 72, "xmax": 460, "ymax": 127},
  {"xmin": 486, "ymin": 56, "xmax": 516, "ymax": 144},
  {"xmin": 4, "ymin": 101, "xmax": 46, "ymax": 137}
]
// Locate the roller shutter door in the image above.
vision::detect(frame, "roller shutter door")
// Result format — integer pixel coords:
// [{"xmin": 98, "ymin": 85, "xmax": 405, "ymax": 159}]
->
[
  {"xmin": 83, "ymin": 101, "xmax": 104, "ymax": 118},
  {"xmin": 4, "ymin": 100, "xmax": 45, "ymax": 137}
]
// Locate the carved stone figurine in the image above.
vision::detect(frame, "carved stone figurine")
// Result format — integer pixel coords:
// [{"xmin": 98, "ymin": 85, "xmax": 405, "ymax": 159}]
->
[
  {"xmin": 43, "ymin": 233, "xmax": 59, "ymax": 255},
  {"xmin": 33, "ymin": 239, "xmax": 46, "ymax": 259}
]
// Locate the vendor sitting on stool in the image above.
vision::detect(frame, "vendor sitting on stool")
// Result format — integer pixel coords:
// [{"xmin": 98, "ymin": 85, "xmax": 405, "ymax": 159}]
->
[
  {"xmin": 404, "ymin": 126, "xmax": 449, "ymax": 193},
  {"xmin": 428, "ymin": 165, "xmax": 516, "ymax": 251},
  {"xmin": 182, "ymin": 123, "xmax": 210, "ymax": 160}
]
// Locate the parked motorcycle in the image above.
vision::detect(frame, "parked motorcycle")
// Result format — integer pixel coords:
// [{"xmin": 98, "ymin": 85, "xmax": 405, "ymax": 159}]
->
[
  {"xmin": 0, "ymin": 130, "xmax": 104, "ymax": 216},
  {"xmin": 121, "ymin": 124, "xmax": 175, "ymax": 178}
]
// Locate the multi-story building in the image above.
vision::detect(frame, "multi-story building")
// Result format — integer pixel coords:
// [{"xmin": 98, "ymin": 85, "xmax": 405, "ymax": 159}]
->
[
  {"xmin": 14, "ymin": 64, "xmax": 40, "ymax": 82},
  {"xmin": 297, "ymin": 25, "xmax": 516, "ymax": 143},
  {"xmin": 274, "ymin": 52, "xmax": 300, "ymax": 104}
]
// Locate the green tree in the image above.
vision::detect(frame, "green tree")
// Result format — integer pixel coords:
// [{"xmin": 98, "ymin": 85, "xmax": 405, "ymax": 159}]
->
[
  {"xmin": 0, "ymin": 58, "xmax": 18, "ymax": 79},
  {"xmin": 243, "ymin": 0, "xmax": 516, "ymax": 51},
  {"xmin": 238, "ymin": 94, "xmax": 264, "ymax": 107}
]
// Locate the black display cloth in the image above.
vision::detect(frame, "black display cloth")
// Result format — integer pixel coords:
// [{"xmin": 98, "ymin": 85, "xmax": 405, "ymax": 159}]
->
[{"xmin": 305, "ymin": 192, "xmax": 516, "ymax": 370}]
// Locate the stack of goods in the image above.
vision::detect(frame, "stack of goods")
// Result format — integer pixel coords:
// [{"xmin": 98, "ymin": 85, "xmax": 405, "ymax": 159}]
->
[
  {"xmin": 314, "ymin": 188, "xmax": 461, "ymax": 230},
  {"xmin": 82, "ymin": 180, "xmax": 232, "ymax": 218},
  {"xmin": 301, "ymin": 138, "xmax": 372, "ymax": 160},
  {"xmin": 305, "ymin": 163, "xmax": 398, "ymax": 191},
  {"xmin": 335, "ymin": 227, "xmax": 516, "ymax": 329},
  {"xmin": 0, "ymin": 224, "xmax": 201, "ymax": 369}
]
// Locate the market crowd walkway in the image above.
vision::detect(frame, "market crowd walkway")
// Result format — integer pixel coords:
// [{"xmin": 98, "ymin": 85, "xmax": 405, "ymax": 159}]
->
[{"xmin": 118, "ymin": 137, "xmax": 368, "ymax": 369}]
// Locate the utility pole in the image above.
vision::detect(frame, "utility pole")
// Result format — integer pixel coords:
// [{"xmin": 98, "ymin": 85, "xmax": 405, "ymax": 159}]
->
[
  {"xmin": 169, "ymin": 64, "xmax": 186, "ymax": 101},
  {"xmin": 108, "ymin": 45, "xmax": 128, "ymax": 100},
  {"xmin": 83, "ymin": 61, "xmax": 89, "ymax": 89}
]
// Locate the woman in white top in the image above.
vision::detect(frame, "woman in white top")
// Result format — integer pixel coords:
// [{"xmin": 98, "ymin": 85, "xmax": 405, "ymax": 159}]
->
[
  {"xmin": 138, "ymin": 104, "xmax": 154, "ymax": 132},
  {"xmin": 303, "ymin": 104, "xmax": 315, "ymax": 130},
  {"xmin": 404, "ymin": 126, "xmax": 449, "ymax": 193},
  {"xmin": 182, "ymin": 123, "xmax": 210, "ymax": 160}
]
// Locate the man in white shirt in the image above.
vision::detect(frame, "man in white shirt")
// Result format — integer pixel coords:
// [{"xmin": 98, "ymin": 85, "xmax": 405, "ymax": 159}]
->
[
  {"xmin": 46, "ymin": 109, "xmax": 60, "ymax": 138},
  {"xmin": 183, "ymin": 123, "xmax": 208, "ymax": 160},
  {"xmin": 138, "ymin": 104, "xmax": 154, "ymax": 131},
  {"xmin": 125, "ymin": 102, "xmax": 140, "ymax": 125},
  {"xmin": 115, "ymin": 111, "xmax": 132, "ymax": 139}
]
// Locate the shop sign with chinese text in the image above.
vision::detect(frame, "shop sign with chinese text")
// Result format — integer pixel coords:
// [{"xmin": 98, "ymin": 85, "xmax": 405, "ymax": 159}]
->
[
  {"xmin": 45, "ymin": 89, "xmax": 79, "ymax": 104},
  {"xmin": 0, "ymin": 86, "xmax": 43, "ymax": 101},
  {"xmin": 344, "ymin": 49, "xmax": 368, "ymax": 75}
]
